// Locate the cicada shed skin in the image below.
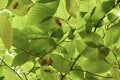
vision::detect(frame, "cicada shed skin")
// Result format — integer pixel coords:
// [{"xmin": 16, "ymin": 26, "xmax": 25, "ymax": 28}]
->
[{"xmin": 13, "ymin": 2, "xmax": 18, "ymax": 9}]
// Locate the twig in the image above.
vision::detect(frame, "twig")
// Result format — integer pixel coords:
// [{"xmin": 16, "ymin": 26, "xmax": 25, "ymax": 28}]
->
[
  {"xmin": 12, "ymin": 44, "xmax": 36, "ymax": 57},
  {"xmin": 110, "ymin": 48, "xmax": 120, "ymax": 69},
  {"xmin": 0, "ymin": 58, "xmax": 23, "ymax": 80},
  {"xmin": 72, "ymin": 68, "xmax": 114, "ymax": 78},
  {"xmin": 106, "ymin": 17, "xmax": 119, "ymax": 30},
  {"xmin": 41, "ymin": 34, "xmax": 68, "ymax": 58},
  {"xmin": 69, "ymin": 53, "xmax": 82, "ymax": 70},
  {"xmin": 23, "ymin": 73, "xmax": 28, "ymax": 80},
  {"xmin": 94, "ymin": 1, "xmax": 120, "ymax": 32},
  {"xmin": 61, "ymin": 49, "xmax": 85, "ymax": 80}
]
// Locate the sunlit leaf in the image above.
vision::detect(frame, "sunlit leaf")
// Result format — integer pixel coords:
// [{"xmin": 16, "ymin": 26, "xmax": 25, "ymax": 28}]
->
[
  {"xmin": 80, "ymin": 32, "xmax": 104, "ymax": 48},
  {"xmin": 0, "ymin": 0, "xmax": 8, "ymax": 9},
  {"xmin": 51, "ymin": 54, "xmax": 71, "ymax": 73},
  {"xmin": 21, "ymin": 61, "xmax": 34, "ymax": 73},
  {"xmin": 11, "ymin": 50, "xmax": 29, "ymax": 66},
  {"xmin": 3, "ymin": 66, "xmax": 20, "ymax": 80},
  {"xmin": 36, "ymin": 0, "xmax": 56, "ymax": 3},
  {"xmin": 0, "ymin": 12, "xmax": 12, "ymax": 50},
  {"xmin": 104, "ymin": 23, "xmax": 120, "ymax": 46},
  {"xmin": 82, "ymin": 59, "xmax": 111, "ymax": 73},
  {"xmin": 41, "ymin": 66, "xmax": 60, "ymax": 80},
  {"xmin": 65, "ymin": 0, "xmax": 78, "ymax": 18},
  {"xmin": 7, "ymin": 0, "xmax": 34, "ymax": 16},
  {"xmin": 27, "ymin": 0, "xmax": 59, "ymax": 26}
]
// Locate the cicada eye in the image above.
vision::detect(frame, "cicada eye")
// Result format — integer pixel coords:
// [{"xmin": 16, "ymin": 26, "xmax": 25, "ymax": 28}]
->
[{"xmin": 13, "ymin": 2, "xmax": 18, "ymax": 9}]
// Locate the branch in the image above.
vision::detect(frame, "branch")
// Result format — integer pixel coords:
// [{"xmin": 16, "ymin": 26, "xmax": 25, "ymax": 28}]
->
[
  {"xmin": 94, "ymin": 1, "xmax": 120, "ymax": 32},
  {"xmin": 0, "ymin": 58, "xmax": 23, "ymax": 80}
]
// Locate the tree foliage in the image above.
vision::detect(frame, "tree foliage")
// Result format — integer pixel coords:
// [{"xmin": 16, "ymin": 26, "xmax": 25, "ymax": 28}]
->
[{"xmin": 0, "ymin": 0, "xmax": 120, "ymax": 80}]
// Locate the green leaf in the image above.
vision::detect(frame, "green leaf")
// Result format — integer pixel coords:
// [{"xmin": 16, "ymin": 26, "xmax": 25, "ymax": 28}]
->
[
  {"xmin": 65, "ymin": 0, "xmax": 79, "ymax": 18},
  {"xmin": 3, "ymin": 66, "xmax": 20, "ymax": 80},
  {"xmin": 29, "ymin": 38, "xmax": 56, "ymax": 55},
  {"xmin": 27, "ymin": 0, "xmax": 59, "ymax": 26},
  {"xmin": 69, "ymin": 70, "xmax": 84, "ymax": 80},
  {"xmin": 36, "ymin": 0, "xmax": 56, "ymax": 3},
  {"xmin": 56, "ymin": 45, "xmax": 68, "ymax": 54},
  {"xmin": 64, "ymin": 42, "xmax": 76, "ymax": 58},
  {"xmin": 110, "ymin": 66, "xmax": 120, "ymax": 78},
  {"xmin": 7, "ymin": 0, "xmax": 34, "ymax": 16},
  {"xmin": 91, "ymin": 0, "xmax": 114, "ymax": 20},
  {"xmin": 85, "ymin": 73, "xmax": 99, "ymax": 80},
  {"xmin": 107, "ymin": 13, "xmax": 117, "ymax": 22},
  {"xmin": 82, "ymin": 59, "xmax": 111, "ymax": 73},
  {"xmin": 0, "ymin": 0, "xmax": 8, "ymax": 9},
  {"xmin": 73, "ymin": 39, "xmax": 86, "ymax": 53},
  {"xmin": 51, "ymin": 54, "xmax": 71, "ymax": 73},
  {"xmin": 41, "ymin": 66, "xmax": 60, "ymax": 80},
  {"xmin": 39, "ymin": 17, "xmax": 59, "ymax": 31},
  {"xmin": 80, "ymin": 32, "xmax": 104, "ymax": 48},
  {"xmin": 13, "ymin": 28, "xmax": 29, "ymax": 50},
  {"xmin": 68, "ymin": 29, "xmax": 75, "ymax": 40},
  {"xmin": 0, "ymin": 12, "xmax": 12, "ymax": 50},
  {"xmin": 104, "ymin": 23, "xmax": 120, "ymax": 46},
  {"xmin": 21, "ymin": 61, "xmax": 34, "ymax": 73},
  {"xmin": 101, "ymin": 0, "xmax": 114, "ymax": 13},
  {"xmin": 11, "ymin": 51, "xmax": 29, "ymax": 66},
  {"xmin": 51, "ymin": 27, "xmax": 63, "ymax": 39}
]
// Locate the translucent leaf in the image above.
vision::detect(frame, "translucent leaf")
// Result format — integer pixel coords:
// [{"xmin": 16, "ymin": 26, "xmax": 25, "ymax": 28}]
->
[
  {"xmin": 3, "ymin": 66, "xmax": 20, "ymax": 80},
  {"xmin": 79, "ymin": 0, "xmax": 96, "ymax": 12},
  {"xmin": 51, "ymin": 54, "xmax": 71, "ymax": 73},
  {"xmin": 39, "ymin": 17, "xmax": 59, "ymax": 31},
  {"xmin": 21, "ymin": 61, "xmax": 34, "ymax": 73},
  {"xmin": 80, "ymin": 32, "xmax": 104, "ymax": 48},
  {"xmin": 11, "ymin": 51, "xmax": 29, "ymax": 67},
  {"xmin": 85, "ymin": 73, "xmax": 99, "ymax": 80},
  {"xmin": 0, "ymin": 13, "xmax": 12, "ymax": 50},
  {"xmin": 36, "ymin": 0, "xmax": 56, "ymax": 3},
  {"xmin": 51, "ymin": 27, "xmax": 63, "ymax": 39},
  {"xmin": 29, "ymin": 38, "xmax": 56, "ymax": 55},
  {"xmin": 7, "ymin": 0, "xmax": 34, "ymax": 16},
  {"xmin": 107, "ymin": 13, "xmax": 117, "ymax": 22},
  {"xmin": 13, "ymin": 28, "xmax": 29, "ymax": 50},
  {"xmin": 104, "ymin": 23, "xmax": 120, "ymax": 46},
  {"xmin": 27, "ymin": 0, "xmax": 59, "ymax": 26},
  {"xmin": 101, "ymin": 0, "xmax": 114, "ymax": 13},
  {"xmin": 41, "ymin": 66, "xmax": 60, "ymax": 80},
  {"xmin": 64, "ymin": 42, "xmax": 76, "ymax": 58},
  {"xmin": 65, "ymin": 0, "xmax": 79, "ymax": 18},
  {"xmin": 0, "ymin": 0, "xmax": 8, "ymax": 9},
  {"xmin": 82, "ymin": 47, "xmax": 100, "ymax": 60},
  {"xmin": 68, "ymin": 29, "xmax": 75, "ymax": 40},
  {"xmin": 69, "ymin": 70, "xmax": 84, "ymax": 80},
  {"xmin": 110, "ymin": 66, "xmax": 120, "ymax": 78},
  {"xmin": 73, "ymin": 39, "xmax": 86, "ymax": 53},
  {"xmin": 82, "ymin": 59, "xmax": 111, "ymax": 73},
  {"xmin": 56, "ymin": 45, "xmax": 68, "ymax": 54}
]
